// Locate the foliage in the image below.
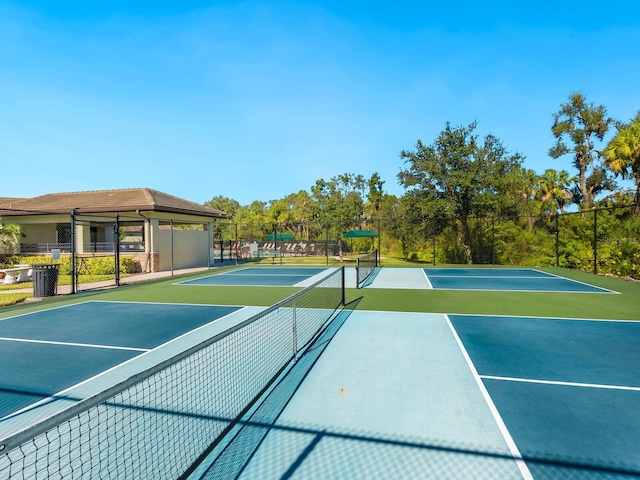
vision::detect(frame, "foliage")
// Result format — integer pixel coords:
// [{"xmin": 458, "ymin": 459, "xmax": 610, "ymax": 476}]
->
[
  {"xmin": 196, "ymin": 93, "xmax": 639, "ymax": 279},
  {"xmin": 11, "ymin": 256, "xmax": 136, "ymax": 275},
  {"xmin": 549, "ymin": 92, "xmax": 615, "ymax": 208},
  {"xmin": 397, "ymin": 121, "xmax": 524, "ymax": 264},
  {"xmin": 0, "ymin": 224, "xmax": 24, "ymax": 255},
  {"xmin": 604, "ymin": 111, "xmax": 640, "ymax": 209}
]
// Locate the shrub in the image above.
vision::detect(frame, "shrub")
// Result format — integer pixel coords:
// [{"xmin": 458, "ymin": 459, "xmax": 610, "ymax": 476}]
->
[{"xmin": 11, "ymin": 255, "xmax": 136, "ymax": 275}]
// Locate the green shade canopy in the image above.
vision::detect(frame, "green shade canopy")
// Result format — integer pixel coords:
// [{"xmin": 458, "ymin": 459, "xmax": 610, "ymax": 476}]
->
[
  {"xmin": 344, "ymin": 229, "xmax": 379, "ymax": 238},
  {"xmin": 266, "ymin": 233, "xmax": 294, "ymax": 241}
]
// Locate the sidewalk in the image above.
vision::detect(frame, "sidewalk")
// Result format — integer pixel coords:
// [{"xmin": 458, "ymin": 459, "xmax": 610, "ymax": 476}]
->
[{"xmin": 1, "ymin": 261, "xmax": 240, "ymax": 301}]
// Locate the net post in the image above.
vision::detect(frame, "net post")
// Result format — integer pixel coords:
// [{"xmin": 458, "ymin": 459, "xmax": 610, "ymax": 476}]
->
[
  {"xmin": 355, "ymin": 258, "xmax": 360, "ymax": 289},
  {"xmin": 341, "ymin": 265, "xmax": 346, "ymax": 305},
  {"xmin": 292, "ymin": 297, "xmax": 298, "ymax": 361}
]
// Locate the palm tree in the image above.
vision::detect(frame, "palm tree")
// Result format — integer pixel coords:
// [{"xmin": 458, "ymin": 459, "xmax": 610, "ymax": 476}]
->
[
  {"xmin": 604, "ymin": 112, "xmax": 640, "ymax": 212},
  {"xmin": 537, "ymin": 169, "xmax": 575, "ymax": 214}
]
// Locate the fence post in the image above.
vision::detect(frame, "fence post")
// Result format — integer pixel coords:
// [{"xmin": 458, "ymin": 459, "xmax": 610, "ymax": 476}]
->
[
  {"xmin": 114, "ymin": 213, "xmax": 120, "ymax": 287},
  {"xmin": 491, "ymin": 217, "xmax": 496, "ymax": 265},
  {"xmin": 593, "ymin": 208, "xmax": 598, "ymax": 275},
  {"xmin": 170, "ymin": 219, "xmax": 174, "ymax": 276},
  {"xmin": 377, "ymin": 218, "xmax": 381, "ymax": 265},
  {"xmin": 555, "ymin": 213, "xmax": 559, "ymax": 267},
  {"xmin": 235, "ymin": 223, "xmax": 239, "ymax": 265},
  {"xmin": 70, "ymin": 209, "xmax": 77, "ymax": 294},
  {"xmin": 432, "ymin": 218, "xmax": 436, "ymax": 265},
  {"xmin": 325, "ymin": 224, "xmax": 329, "ymax": 266},
  {"xmin": 342, "ymin": 265, "xmax": 346, "ymax": 305}
]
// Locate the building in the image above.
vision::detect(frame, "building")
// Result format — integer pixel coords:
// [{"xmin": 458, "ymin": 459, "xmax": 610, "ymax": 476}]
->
[{"xmin": 0, "ymin": 188, "xmax": 227, "ymax": 272}]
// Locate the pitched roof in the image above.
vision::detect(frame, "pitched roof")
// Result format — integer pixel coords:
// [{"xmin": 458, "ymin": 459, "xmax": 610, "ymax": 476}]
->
[
  {"xmin": 0, "ymin": 188, "xmax": 227, "ymax": 219},
  {"xmin": 0, "ymin": 197, "xmax": 27, "ymax": 205}
]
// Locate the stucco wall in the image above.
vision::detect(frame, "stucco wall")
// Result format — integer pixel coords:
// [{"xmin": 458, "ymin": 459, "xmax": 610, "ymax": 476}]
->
[{"xmin": 153, "ymin": 227, "xmax": 210, "ymax": 271}]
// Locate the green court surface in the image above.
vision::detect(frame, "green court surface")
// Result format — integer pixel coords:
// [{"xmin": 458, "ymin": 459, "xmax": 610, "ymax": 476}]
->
[{"xmin": 1, "ymin": 265, "xmax": 639, "ymax": 478}]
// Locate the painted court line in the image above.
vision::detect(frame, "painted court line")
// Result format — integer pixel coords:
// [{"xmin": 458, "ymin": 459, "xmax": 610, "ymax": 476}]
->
[
  {"xmin": 0, "ymin": 336, "xmax": 150, "ymax": 352},
  {"xmin": 421, "ymin": 269, "xmax": 433, "ymax": 289},
  {"xmin": 0, "ymin": 304, "xmax": 252, "ymax": 425},
  {"xmin": 0, "ymin": 301, "xmax": 89, "ymax": 322},
  {"xmin": 480, "ymin": 375, "xmax": 640, "ymax": 392},
  {"xmin": 429, "ymin": 286, "xmax": 613, "ymax": 294},
  {"xmin": 532, "ymin": 268, "xmax": 620, "ymax": 294},
  {"xmin": 444, "ymin": 314, "xmax": 533, "ymax": 480},
  {"xmin": 427, "ymin": 275, "xmax": 554, "ymax": 279},
  {"xmin": 223, "ymin": 272, "xmax": 314, "ymax": 277},
  {"xmin": 448, "ymin": 312, "xmax": 640, "ymax": 323}
]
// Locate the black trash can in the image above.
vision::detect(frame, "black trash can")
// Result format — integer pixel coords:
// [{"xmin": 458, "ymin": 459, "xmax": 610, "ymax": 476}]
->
[{"xmin": 32, "ymin": 264, "xmax": 59, "ymax": 297}]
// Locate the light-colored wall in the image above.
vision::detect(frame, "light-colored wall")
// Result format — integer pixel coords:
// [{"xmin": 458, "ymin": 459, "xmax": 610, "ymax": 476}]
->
[
  {"xmin": 7, "ymin": 214, "xmax": 216, "ymax": 272},
  {"xmin": 21, "ymin": 223, "xmax": 58, "ymax": 244},
  {"xmin": 152, "ymin": 223, "xmax": 211, "ymax": 271}
]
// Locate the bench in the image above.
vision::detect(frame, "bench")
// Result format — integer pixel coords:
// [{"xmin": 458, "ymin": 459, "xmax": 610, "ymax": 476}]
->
[
  {"xmin": 0, "ymin": 265, "xmax": 32, "ymax": 285},
  {"xmin": 255, "ymin": 249, "xmax": 281, "ymax": 264}
]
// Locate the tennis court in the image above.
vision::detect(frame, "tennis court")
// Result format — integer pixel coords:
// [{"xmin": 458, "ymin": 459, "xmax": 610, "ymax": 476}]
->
[
  {"xmin": 0, "ymin": 301, "xmax": 254, "ymax": 422},
  {"xmin": 176, "ymin": 266, "xmax": 332, "ymax": 287},
  {"xmin": 364, "ymin": 267, "xmax": 616, "ymax": 293},
  {"xmin": 1, "ymin": 264, "xmax": 639, "ymax": 479},
  {"xmin": 190, "ymin": 310, "xmax": 640, "ymax": 479},
  {"xmin": 422, "ymin": 268, "xmax": 617, "ymax": 293}
]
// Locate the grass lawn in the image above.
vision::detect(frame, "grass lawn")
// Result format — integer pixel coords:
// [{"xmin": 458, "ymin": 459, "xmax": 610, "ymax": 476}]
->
[{"xmin": 2, "ymin": 263, "xmax": 638, "ymax": 322}]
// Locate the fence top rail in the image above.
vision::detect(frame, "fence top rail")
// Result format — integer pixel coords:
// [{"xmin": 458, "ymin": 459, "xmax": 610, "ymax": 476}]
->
[{"xmin": 0, "ymin": 265, "xmax": 344, "ymax": 453}]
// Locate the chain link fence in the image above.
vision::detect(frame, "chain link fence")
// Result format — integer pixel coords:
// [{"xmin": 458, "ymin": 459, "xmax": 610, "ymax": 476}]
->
[
  {"xmin": 0, "ymin": 209, "xmax": 219, "ymax": 306},
  {"xmin": 2, "ymin": 204, "xmax": 639, "ymax": 306}
]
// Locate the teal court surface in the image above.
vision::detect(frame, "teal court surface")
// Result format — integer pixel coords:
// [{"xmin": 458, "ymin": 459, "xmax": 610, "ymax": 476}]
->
[
  {"xmin": 176, "ymin": 266, "xmax": 332, "ymax": 287},
  {"xmin": 365, "ymin": 266, "xmax": 617, "ymax": 293},
  {"xmin": 175, "ymin": 265, "xmax": 614, "ymax": 293},
  {"xmin": 1, "ymin": 266, "xmax": 638, "ymax": 479}
]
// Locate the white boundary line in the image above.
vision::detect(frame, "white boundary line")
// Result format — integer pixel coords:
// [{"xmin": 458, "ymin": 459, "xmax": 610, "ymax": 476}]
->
[
  {"xmin": 0, "ymin": 301, "xmax": 93, "ymax": 322},
  {"xmin": 0, "ymin": 304, "xmax": 254, "ymax": 423},
  {"xmin": 324, "ymin": 308, "xmax": 640, "ymax": 324},
  {"xmin": 0, "ymin": 337, "xmax": 150, "ymax": 352},
  {"xmin": 428, "ymin": 286, "xmax": 616, "ymax": 294},
  {"xmin": 480, "ymin": 375, "xmax": 640, "ymax": 392},
  {"xmin": 421, "ymin": 269, "xmax": 434, "ymax": 289},
  {"xmin": 88, "ymin": 299, "xmax": 250, "ymax": 308},
  {"xmin": 531, "ymin": 268, "xmax": 619, "ymax": 294},
  {"xmin": 422, "ymin": 267, "xmax": 618, "ymax": 294},
  {"xmin": 444, "ymin": 314, "xmax": 533, "ymax": 480},
  {"xmin": 446, "ymin": 312, "xmax": 640, "ymax": 323},
  {"xmin": 174, "ymin": 267, "xmax": 332, "ymax": 287}
]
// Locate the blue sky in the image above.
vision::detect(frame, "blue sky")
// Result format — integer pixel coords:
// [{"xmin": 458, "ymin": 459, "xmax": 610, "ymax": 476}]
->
[{"xmin": 1, "ymin": 1, "xmax": 638, "ymax": 206}]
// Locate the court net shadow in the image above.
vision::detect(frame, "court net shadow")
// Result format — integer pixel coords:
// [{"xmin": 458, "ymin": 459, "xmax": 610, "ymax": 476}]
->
[{"xmin": 194, "ymin": 297, "xmax": 363, "ymax": 479}]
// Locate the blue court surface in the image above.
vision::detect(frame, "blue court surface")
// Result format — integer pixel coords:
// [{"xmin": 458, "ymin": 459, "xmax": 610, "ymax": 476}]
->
[
  {"xmin": 0, "ymin": 301, "xmax": 245, "ymax": 422},
  {"xmin": 188, "ymin": 311, "xmax": 640, "ymax": 479},
  {"xmin": 176, "ymin": 266, "xmax": 330, "ymax": 287},
  {"xmin": 3, "ymin": 290, "xmax": 639, "ymax": 478},
  {"xmin": 422, "ymin": 267, "xmax": 616, "ymax": 293}
]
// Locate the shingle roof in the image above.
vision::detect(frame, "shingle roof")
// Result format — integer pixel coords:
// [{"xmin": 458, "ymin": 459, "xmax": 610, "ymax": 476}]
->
[{"xmin": 0, "ymin": 188, "xmax": 227, "ymax": 219}]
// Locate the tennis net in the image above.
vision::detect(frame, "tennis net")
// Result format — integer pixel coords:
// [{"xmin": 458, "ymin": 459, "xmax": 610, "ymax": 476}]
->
[
  {"xmin": 0, "ymin": 267, "xmax": 345, "ymax": 480},
  {"xmin": 356, "ymin": 249, "xmax": 378, "ymax": 288}
]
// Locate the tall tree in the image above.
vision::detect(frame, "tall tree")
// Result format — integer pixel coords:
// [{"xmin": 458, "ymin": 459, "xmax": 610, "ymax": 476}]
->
[
  {"xmin": 549, "ymin": 92, "xmax": 614, "ymax": 208},
  {"xmin": 365, "ymin": 172, "xmax": 385, "ymax": 219},
  {"xmin": 509, "ymin": 168, "xmax": 540, "ymax": 228},
  {"xmin": 204, "ymin": 195, "xmax": 240, "ymax": 218},
  {"xmin": 536, "ymin": 169, "xmax": 575, "ymax": 214},
  {"xmin": 398, "ymin": 121, "xmax": 524, "ymax": 264},
  {"xmin": 603, "ymin": 111, "xmax": 640, "ymax": 211},
  {"xmin": 311, "ymin": 174, "xmax": 365, "ymax": 257}
]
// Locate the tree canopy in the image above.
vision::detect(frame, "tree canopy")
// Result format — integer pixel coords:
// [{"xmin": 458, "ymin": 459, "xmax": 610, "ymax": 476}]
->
[
  {"xmin": 397, "ymin": 121, "xmax": 524, "ymax": 263},
  {"xmin": 549, "ymin": 92, "xmax": 614, "ymax": 208}
]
